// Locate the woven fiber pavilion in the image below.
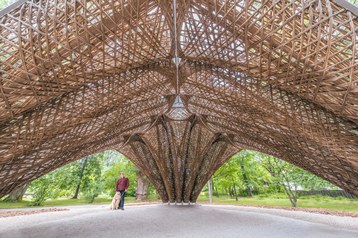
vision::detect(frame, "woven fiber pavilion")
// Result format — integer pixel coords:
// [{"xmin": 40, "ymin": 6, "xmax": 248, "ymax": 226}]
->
[{"xmin": 0, "ymin": 0, "xmax": 357, "ymax": 203}]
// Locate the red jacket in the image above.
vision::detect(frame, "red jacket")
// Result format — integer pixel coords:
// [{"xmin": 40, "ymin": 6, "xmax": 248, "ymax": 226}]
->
[{"xmin": 116, "ymin": 177, "xmax": 129, "ymax": 191}]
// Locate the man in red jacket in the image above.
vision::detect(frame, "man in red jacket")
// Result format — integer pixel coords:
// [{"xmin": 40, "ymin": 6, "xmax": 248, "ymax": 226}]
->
[{"xmin": 116, "ymin": 172, "xmax": 129, "ymax": 210}]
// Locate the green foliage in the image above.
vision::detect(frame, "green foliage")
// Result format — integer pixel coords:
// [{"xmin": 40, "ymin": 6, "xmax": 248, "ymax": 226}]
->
[
  {"xmin": 26, "ymin": 148, "xmax": 345, "ymax": 210},
  {"xmin": 80, "ymin": 154, "xmax": 105, "ymax": 203},
  {"xmin": 213, "ymin": 150, "xmax": 273, "ymax": 197},
  {"xmin": 291, "ymin": 168, "xmax": 337, "ymax": 191},
  {"xmin": 28, "ymin": 174, "xmax": 55, "ymax": 206},
  {"xmin": 347, "ymin": 0, "xmax": 358, "ymax": 6},
  {"xmin": 103, "ymin": 153, "xmax": 137, "ymax": 197},
  {"xmin": 49, "ymin": 160, "xmax": 82, "ymax": 198},
  {"xmin": 210, "ymin": 150, "xmax": 342, "ymax": 208},
  {"xmin": 28, "ymin": 161, "xmax": 84, "ymax": 205},
  {"xmin": 27, "ymin": 150, "xmax": 146, "ymax": 205},
  {"xmin": 0, "ymin": 0, "xmax": 17, "ymax": 10},
  {"xmin": 27, "ymin": 153, "xmax": 105, "ymax": 204}
]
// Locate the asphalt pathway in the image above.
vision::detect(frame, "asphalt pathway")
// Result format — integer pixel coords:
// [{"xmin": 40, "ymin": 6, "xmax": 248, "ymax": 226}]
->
[{"xmin": 1, "ymin": 204, "xmax": 357, "ymax": 238}]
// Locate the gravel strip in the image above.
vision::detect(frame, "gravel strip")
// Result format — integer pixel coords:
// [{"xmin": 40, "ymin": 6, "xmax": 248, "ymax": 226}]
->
[{"xmin": 0, "ymin": 208, "xmax": 69, "ymax": 218}]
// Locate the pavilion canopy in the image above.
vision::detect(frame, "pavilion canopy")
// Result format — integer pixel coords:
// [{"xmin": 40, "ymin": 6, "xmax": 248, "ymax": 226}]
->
[{"xmin": 0, "ymin": 0, "xmax": 357, "ymax": 200}]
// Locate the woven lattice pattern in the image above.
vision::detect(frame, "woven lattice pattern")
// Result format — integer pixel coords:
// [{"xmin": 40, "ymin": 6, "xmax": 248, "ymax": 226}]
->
[
  {"xmin": 0, "ymin": 0, "xmax": 357, "ymax": 200},
  {"xmin": 120, "ymin": 115, "xmax": 237, "ymax": 203}
]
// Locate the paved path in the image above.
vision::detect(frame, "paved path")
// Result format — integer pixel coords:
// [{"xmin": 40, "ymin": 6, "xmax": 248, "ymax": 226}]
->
[{"xmin": 1, "ymin": 204, "xmax": 358, "ymax": 238}]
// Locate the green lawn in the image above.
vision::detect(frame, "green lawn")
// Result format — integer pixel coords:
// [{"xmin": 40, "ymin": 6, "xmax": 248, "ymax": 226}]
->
[
  {"xmin": 1, "ymin": 194, "xmax": 357, "ymax": 212},
  {"xmin": 197, "ymin": 194, "xmax": 358, "ymax": 212}
]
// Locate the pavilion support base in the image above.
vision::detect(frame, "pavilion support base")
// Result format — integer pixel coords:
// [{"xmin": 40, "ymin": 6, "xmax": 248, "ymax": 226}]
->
[
  {"xmin": 119, "ymin": 115, "xmax": 237, "ymax": 204},
  {"xmin": 165, "ymin": 202, "xmax": 196, "ymax": 206}
]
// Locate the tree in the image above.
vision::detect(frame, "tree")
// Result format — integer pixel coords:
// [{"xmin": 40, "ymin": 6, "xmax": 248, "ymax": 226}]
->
[
  {"xmin": 213, "ymin": 151, "xmax": 272, "ymax": 198},
  {"xmin": 81, "ymin": 154, "xmax": 105, "ymax": 203},
  {"xmin": 213, "ymin": 156, "xmax": 242, "ymax": 200},
  {"xmin": 237, "ymin": 151, "xmax": 254, "ymax": 197},
  {"xmin": 72, "ymin": 157, "xmax": 89, "ymax": 199},
  {"xmin": 28, "ymin": 173, "xmax": 57, "ymax": 206},
  {"xmin": 261, "ymin": 155, "xmax": 299, "ymax": 207},
  {"xmin": 136, "ymin": 170, "xmax": 149, "ymax": 200},
  {"xmin": 24, "ymin": 150, "xmax": 156, "ymax": 204},
  {"xmin": 3, "ymin": 183, "xmax": 29, "ymax": 202},
  {"xmin": 291, "ymin": 167, "xmax": 337, "ymax": 191},
  {"xmin": 103, "ymin": 153, "xmax": 137, "ymax": 197}
]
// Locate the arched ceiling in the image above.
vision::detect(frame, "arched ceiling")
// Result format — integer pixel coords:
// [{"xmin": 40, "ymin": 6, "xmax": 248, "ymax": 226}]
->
[{"xmin": 0, "ymin": 0, "xmax": 357, "ymax": 198}]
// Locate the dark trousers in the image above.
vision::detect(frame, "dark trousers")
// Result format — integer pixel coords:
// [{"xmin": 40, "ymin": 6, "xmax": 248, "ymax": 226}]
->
[{"xmin": 117, "ymin": 190, "xmax": 126, "ymax": 208}]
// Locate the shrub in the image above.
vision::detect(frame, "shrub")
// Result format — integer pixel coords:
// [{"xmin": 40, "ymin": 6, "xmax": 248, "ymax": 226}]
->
[
  {"xmin": 29, "ymin": 177, "xmax": 52, "ymax": 206},
  {"xmin": 82, "ymin": 180, "xmax": 103, "ymax": 203}
]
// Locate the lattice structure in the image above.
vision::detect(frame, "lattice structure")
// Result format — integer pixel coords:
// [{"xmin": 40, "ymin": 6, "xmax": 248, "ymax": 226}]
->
[
  {"xmin": 120, "ymin": 115, "xmax": 237, "ymax": 203},
  {"xmin": 0, "ymin": 0, "xmax": 357, "ymax": 200}
]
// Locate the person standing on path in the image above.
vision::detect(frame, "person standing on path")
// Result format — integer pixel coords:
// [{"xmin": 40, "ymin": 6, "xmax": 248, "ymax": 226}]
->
[{"xmin": 116, "ymin": 172, "xmax": 129, "ymax": 210}]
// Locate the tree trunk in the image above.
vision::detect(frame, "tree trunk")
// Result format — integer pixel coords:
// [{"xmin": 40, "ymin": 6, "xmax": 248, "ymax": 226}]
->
[
  {"xmin": 208, "ymin": 177, "xmax": 213, "ymax": 203},
  {"xmin": 72, "ymin": 157, "xmax": 88, "ymax": 199},
  {"xmin": 212, "ymin": 179, "xmax": 219, "ymax": 197},
  {"xmin": 136, "ymin": 170, "xmax": 149, "ymax": 200},
  {"xmin": 211, "ymin": 177, "xmax": 219, "ymax": 197},
  {"xmin": 240, "ymin": 158, "xmax": 253, "ymax": 197},
  {"xmin": 282, "ymin": 175, "xmax": 297, "ymax": 207},
  {"xmin": 283, "ymin": 184, "xmax": 297, "ymax": 207},
  {"xmin": 264, "ymin": 157, "xmax": 298, "ymax": 207},
  {"xmin": 4, "ymin": 183, "xmax": 29, "ymax": 201},
  {"xmin": 232, "ymin": 181, "xmax": 238, "ymax": 201}
]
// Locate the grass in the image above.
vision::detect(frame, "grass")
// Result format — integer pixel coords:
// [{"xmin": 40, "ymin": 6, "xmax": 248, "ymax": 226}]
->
[
  {"xmin": 197, "ymin": 194, "xmax": 358, "ymax": 212},
  {"xmin": 1, "ymin": 194, "xmax": 357, "ymax": 212}
]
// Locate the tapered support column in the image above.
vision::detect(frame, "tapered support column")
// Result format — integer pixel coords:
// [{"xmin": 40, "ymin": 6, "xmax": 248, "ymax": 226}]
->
[{"xmin": 120, "ymin": 115, "xmax": 237, "ymax": 203}]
